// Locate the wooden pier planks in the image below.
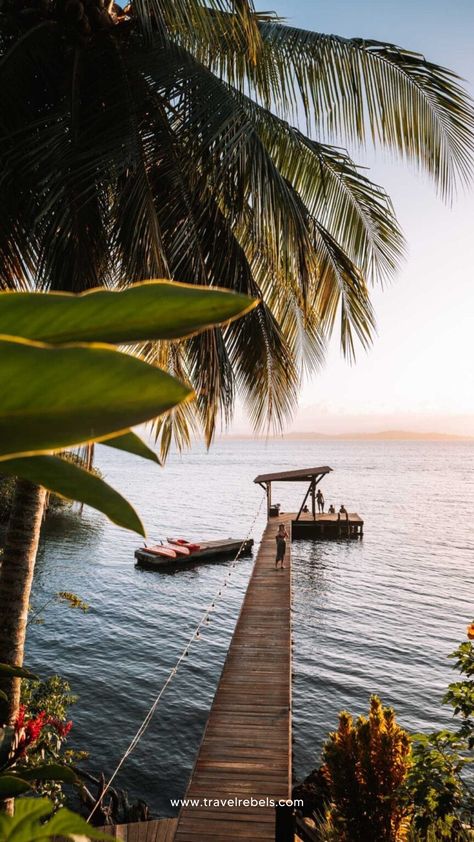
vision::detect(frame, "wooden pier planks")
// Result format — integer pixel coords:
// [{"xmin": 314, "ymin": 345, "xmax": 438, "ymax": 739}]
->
[
  {"xmin": 55, "ymin": 818, "xmax": 178, "ymax": 842},
  {"xmin": 173, "ymin": 516, "xmax": 292, "ymax": 841}
]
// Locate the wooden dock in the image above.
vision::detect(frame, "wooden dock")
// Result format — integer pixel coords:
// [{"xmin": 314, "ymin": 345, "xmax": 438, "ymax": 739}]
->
[
  {"xmin": 291, "ymin": 511, "xmax": 363, "ymax": 539},
  {"xmin": 97, "ymin": 818, "xmax": 178, "ymax": 841},
  {"xmin": 173, "ymin": 515, "xmax": 293, "ymax": 842}
]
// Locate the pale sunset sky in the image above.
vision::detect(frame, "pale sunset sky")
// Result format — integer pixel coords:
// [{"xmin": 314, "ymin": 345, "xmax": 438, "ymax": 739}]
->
[{"xmin": 232, "ymin": 0, "xmax": 474, "ymax": 436}]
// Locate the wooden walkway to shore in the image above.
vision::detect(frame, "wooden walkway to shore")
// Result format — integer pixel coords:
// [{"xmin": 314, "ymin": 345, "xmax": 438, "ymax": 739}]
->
[
  {"xmin": 97, "ymin": 818, "xmax": 178, "ymax": 840},
  {"xmin": 174, "ymin": 515, "xmax": 292, "ymax": 841}
]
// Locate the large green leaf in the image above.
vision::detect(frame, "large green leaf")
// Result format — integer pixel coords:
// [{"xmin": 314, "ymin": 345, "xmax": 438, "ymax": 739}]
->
[
  {"xmin": 0, "ymin": 664, "xmax": 38, "ymax": 680},
  {"xmin": 10, "ymin": 764, "xmax": 77, "ymax": 784},
  {"xmin": 0, "ymin": 775, "xmax": 31, "ymax": 798},
  {"xmin": 0, "ymin": 797, "xmax": 113, "ymax": 841},
  {"xmin": 101, "ymin": 431, "xmax": 160, "ymax": 465},
  {"xmin": 0, "ymin": 336, "xmax": 191, "ymax": 461},
  {"xmin": 0, "ymin": 727, "xmax": 15, "ymax": 769},
  {"xmin": 0, "ymin": 281, "xmax": 257, "ymax": 345},
  {"xmin": 0, "ymin": 456, "xmax": 144, "ymax": 535}
]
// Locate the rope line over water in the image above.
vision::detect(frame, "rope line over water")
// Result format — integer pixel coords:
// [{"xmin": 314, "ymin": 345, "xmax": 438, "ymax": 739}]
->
[{"xmin": 87, "ymin": 492, "xmax": 266, "ymax": 822}]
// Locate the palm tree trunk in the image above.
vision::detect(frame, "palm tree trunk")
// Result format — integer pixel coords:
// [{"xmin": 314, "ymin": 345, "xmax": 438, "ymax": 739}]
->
[{"xmin": 0, "ymin": 479, "xmax": 47, "ymax": 723}]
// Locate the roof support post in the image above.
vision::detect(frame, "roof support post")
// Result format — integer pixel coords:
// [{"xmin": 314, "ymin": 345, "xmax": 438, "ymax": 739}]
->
[
  {"xmin": 311, "ymin": 478, "xmax": 316, "ymax": 520},
  {"xmin": 266, "ymin": 481, "xmax": 272, "ymax": 518},
  {"xmin": 296, "ymin": 480, "xmax": 313, "ymax": 521}
]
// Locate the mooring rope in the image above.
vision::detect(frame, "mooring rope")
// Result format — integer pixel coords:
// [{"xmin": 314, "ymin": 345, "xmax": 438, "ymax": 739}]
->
[{"xmin": 87, "ymin": 492, "xmax": 266, "ymax": 822}]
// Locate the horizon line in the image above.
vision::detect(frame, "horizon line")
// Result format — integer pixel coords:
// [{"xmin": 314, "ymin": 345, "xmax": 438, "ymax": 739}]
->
[{"xmin": 218, "ymin": 429, "xmax": 474, "ymax": 442}]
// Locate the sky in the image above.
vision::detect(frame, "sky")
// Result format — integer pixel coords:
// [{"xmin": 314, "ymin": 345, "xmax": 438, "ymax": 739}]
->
[{"xmin": 232, "ymin": 0, "xmax": 474, "ymax": 436}]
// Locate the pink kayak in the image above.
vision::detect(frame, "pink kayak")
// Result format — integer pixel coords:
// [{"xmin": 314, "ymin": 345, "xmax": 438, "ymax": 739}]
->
[{"xmin": 144, "ymin": 545, "xmax": 177, "ymax": 559}]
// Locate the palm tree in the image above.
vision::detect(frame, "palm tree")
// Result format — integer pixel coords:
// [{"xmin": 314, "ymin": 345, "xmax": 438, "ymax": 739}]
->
[
  {"xmin": 1, "ymin": 0, "xmax": 472, "ymax": 443},
  {"xmin": 0, "ymin": 0, "xmax": 473, "ymax": 721}
]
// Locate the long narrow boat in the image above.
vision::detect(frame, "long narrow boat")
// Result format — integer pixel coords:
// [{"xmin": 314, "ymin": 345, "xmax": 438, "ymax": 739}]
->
[{"xmin": 134, "ymin": 538, "xmax": 254, "ymax": 570}]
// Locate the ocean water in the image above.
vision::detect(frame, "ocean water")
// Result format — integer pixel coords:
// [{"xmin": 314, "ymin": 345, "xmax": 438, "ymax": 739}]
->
[{"xmin": 25, "ymin": 439, "xmax": 474, "ymax": 815}]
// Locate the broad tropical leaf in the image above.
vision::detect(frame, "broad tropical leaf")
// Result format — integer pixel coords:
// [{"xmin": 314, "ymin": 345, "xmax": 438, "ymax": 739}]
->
[
  {"xmin": 9, "ymin": 764, "xmax": 77, "ymax": 784},
  {"xmin": 0, "ymin": 797, "xmax": 113, "ymax": 841},
  {"xmin": 0, "ymin": 664, "xmax": 37, "ymax": 680},
  {"xmin": 0, "ymin": 456, "xmax": 145, "ymax": 535},
  {"xmin": 0, "ymin": 336, "xmax": 191, "ymax": 461},
  {"xmin": 0, "ymin": 775, "xmax": 31, "ymax": 798},
  {"xmin": 0, "ymin": 281, "xmax": 257, "ymax": 344},
  {"xmin": 101, "ymin": 432, "xmax": 160, "ymax": 465}
]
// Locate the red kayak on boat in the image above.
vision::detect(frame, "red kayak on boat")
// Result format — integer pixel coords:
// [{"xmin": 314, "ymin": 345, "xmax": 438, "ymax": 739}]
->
[
  {"xmin": 167, "ymin": 537, "xmax": 201, "ymax": 552},
  {"xmin": 161, "ymin": 541, "xmax": 190, "ymax": 556}
]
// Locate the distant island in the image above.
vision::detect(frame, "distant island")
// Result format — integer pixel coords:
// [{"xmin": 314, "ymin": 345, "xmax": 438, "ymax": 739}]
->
[{"xmin": 222, "ymin": 430, "xmax": 473, "ymax": 442}]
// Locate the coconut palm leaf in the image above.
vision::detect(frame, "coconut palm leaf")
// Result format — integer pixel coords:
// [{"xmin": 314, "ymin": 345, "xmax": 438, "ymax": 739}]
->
[{"xmin": 254, "ymin": 26, "xmax": 474, "ymax": 197}]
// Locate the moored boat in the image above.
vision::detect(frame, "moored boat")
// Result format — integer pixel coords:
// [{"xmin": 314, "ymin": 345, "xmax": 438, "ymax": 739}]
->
[{"xmin": 134, "ymin": 537, "xmax": 254, "ymax": 570}]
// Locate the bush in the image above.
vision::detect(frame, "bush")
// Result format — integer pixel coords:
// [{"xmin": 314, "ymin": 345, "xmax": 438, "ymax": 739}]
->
[
  {"xmin": 14, "ymin": 675, "xmax": 86, "ymax": 806},
  {"xmin": 321, "ymin": 695, "xmax": 411, "ymax": 842}
]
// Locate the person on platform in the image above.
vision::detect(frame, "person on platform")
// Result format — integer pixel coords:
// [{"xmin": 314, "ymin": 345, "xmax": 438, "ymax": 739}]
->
[
  {"xmin": 275, "ymin": 523, "xmax": 289, "ymax": 569},
  {"xmin": 316, "ymin": 488, "xmax": 324, "ymax": 513},
  {"xmin": 328, "ymin": 504, "xmax": 335, "ymax": 514},
  {"xmin": 339, "ymin": 504, "xmax": 348, "ymax": 516}
]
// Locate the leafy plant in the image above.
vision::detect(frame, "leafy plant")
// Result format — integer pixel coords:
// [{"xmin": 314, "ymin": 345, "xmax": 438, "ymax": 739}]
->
[
  {"xmin": 405, "ymin": 626, "xmax": 474, "ymax": 839},
  {"xmin": 321, "ymin": 695, "xmax": 412, "ymax": 842},
  {"xmin": 407, "ymin": 731, "xmax": 468, "ymax": 839},
  {"xmin": 13, "ymin": 676, "xmax": 80, "ymax": 806},
  {"xmin": 0, "ymin": 797, "xmax": 112, "ymax": 841},
  {"xmin": 444, "ymin": 632, "xmax": 474, "ymax": 748},
  {"xmin": 0, "ymin": 281, "xmax": 255, "ymax": 533}
]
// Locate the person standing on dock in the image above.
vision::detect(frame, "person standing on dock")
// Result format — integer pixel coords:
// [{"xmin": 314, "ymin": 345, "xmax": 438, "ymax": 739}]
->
[
  {"xmin": 275, "ymin": 523, "xmax": 289, "ymax": 569},
  {"xmin": 316, "ymin": 488, "xmax": 325, "ymax": 513}
]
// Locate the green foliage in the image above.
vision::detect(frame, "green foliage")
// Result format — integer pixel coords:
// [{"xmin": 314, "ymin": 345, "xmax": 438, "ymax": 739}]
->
[
  {"xmin": 0, "ymin": 335, "xmax": 191, "ymax": 462},
  {"xmin": 1, "ymin": 1, "xmax": 472, "ymax": 449},
  {"xmin": 0, "ymin": 282, "xmax": 256, "ymax": 345},
  {"xmin": 56, "ymin": 593, "xmax": 89, "ymax": 613},
  {"xmin": 0, "ymin": 456, "xmax": 144, "ymax": 536},
  {"xmin": 0, "ymin": 676, "xmax": 80, "ymax": 806},
  {"xmin": 101, "ymin": 432, "xmax": 160, "ymax": 465},
  {"xmin": 445, "ymin": 636, "xmax": 474, "ymax": 747},
  {"xmin": 0, "ymin": 797, "xmax": 113, "ymax": 841},
  {"xmin": 21, "ymin": 675, "xmax": 77, "ymax": 723},
  {"xmin": 1, "ymin": 453, "xmax": 104, "ymax": 526},
  {"xmin": 407, "ymin": 731, "xmax": 468, "ymax": 837},
  {"xmin": 321, "ymin": 695, "xmax": 412, "ymax": 842},
  {"xmin": 0, "ymin": 283, "xmax": 254, "ymax": 532}
]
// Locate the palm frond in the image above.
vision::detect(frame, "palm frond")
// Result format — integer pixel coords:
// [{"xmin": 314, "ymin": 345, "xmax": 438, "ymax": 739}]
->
[{"xmin": 255, "ymin": 25, "xmax": 474, "ymax": 197}]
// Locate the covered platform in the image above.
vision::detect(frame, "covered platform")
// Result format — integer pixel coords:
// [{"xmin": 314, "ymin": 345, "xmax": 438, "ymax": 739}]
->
[{"xmin": 254, "ymin": 466, "xmax": 363, "ymax": 539}]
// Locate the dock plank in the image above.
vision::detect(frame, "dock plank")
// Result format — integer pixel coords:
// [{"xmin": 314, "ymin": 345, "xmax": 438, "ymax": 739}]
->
[{"xmin": 174, "ymin": 516, "xmax": 292, "ymax": 842}]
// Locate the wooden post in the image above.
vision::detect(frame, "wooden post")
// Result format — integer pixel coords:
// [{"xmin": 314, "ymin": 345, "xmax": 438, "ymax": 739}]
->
[
  {"xmin": 275, "ymin": 804, "xmax": 294, "ymax": 842},
  {"xmin": 311, "ymin": 479, "xmax": 316, "ymax": 520},
  {"xmin": 266, "ymin": 482, "xmax": 272, "ymax": 518},
  {"xmin": 296, "ymin": 481, "xmax": 312, "ymax": 521}
]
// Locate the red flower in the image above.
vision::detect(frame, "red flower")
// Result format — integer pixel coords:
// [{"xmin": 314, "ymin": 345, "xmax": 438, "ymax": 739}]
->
[
  {"xmin": 25, "ymin": 711, "xmax": 47, "ymax": 744},
  {"xmin": 11, "ymin": 706, "xmax": 73, "ymax": 761},
  {"xmin": 45, "ymin": 716, "xmax": 73, "ymax": 738}
]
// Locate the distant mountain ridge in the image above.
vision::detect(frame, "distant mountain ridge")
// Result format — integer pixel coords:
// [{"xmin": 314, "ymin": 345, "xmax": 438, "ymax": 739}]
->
[{"xmin": 222, "ymin": 430, "xmax": 473, "ymax": 442}]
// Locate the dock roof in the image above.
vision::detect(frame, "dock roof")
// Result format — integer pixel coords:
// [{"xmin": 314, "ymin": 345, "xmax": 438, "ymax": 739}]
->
[{"xmin": 254, "ymin": 466, "xmax": 332, "ymax": 483}]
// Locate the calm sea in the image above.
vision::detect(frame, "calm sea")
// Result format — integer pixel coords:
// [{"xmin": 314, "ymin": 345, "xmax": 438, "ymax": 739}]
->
[{"xmin": 25, "ymin": 439, "xmax": 474, "ymax": 815}]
